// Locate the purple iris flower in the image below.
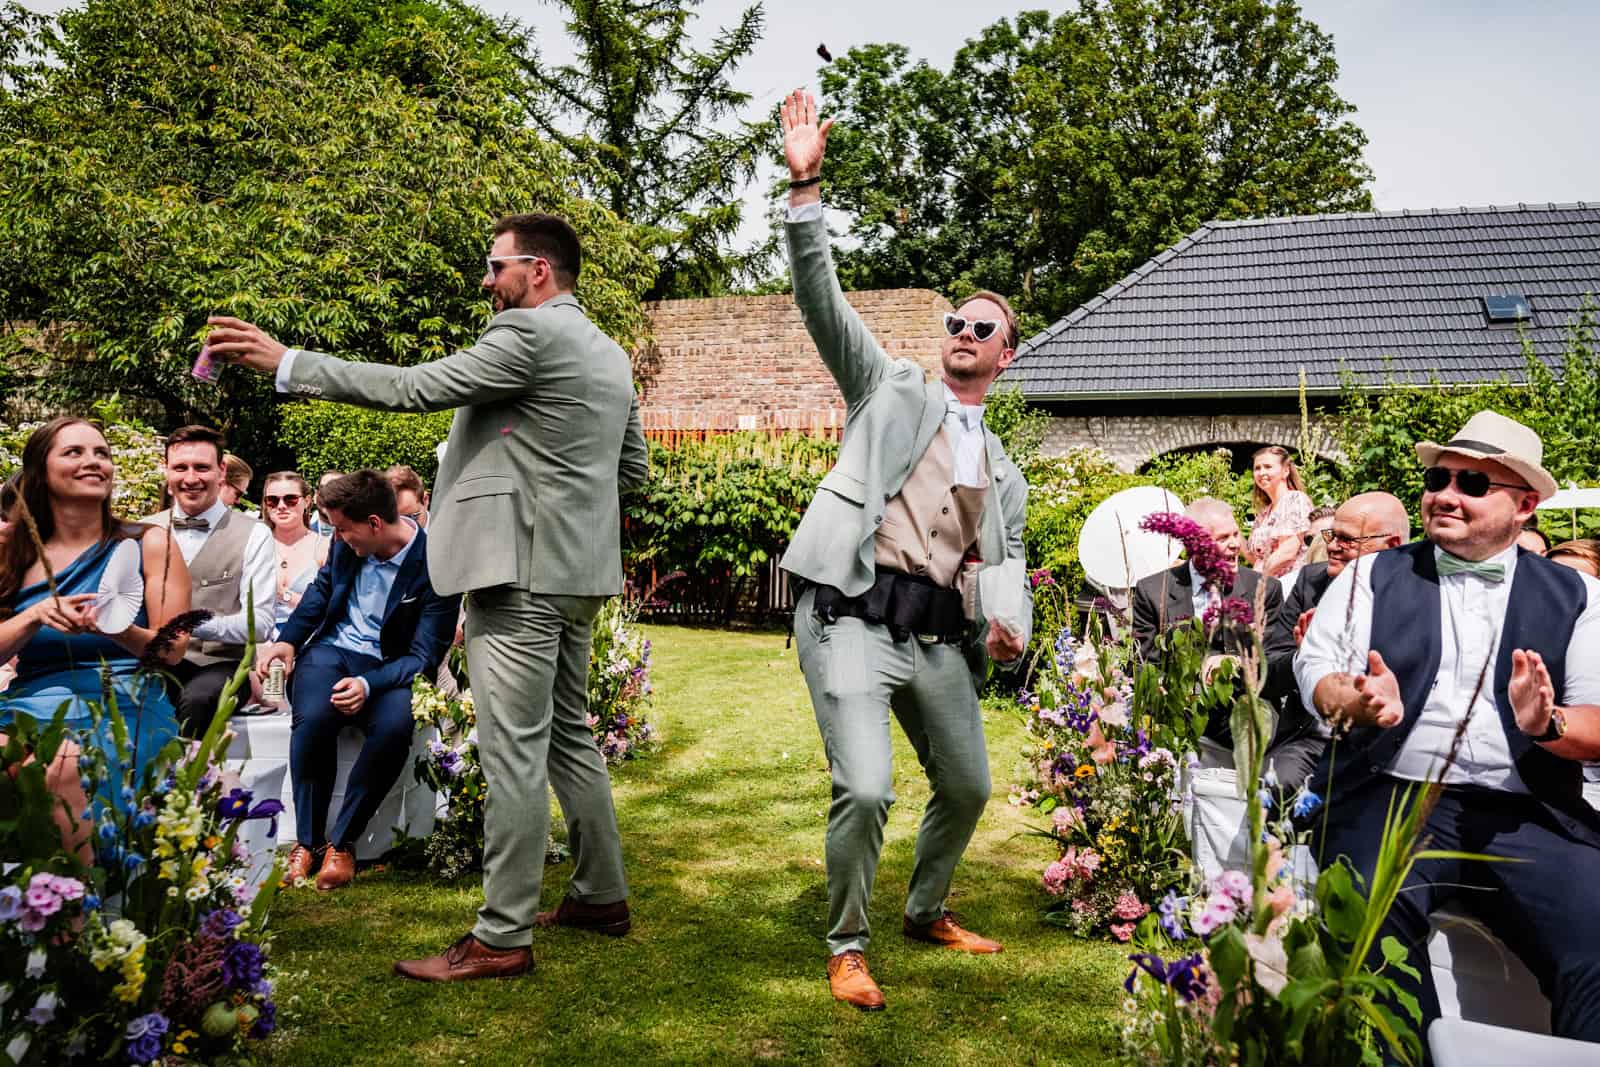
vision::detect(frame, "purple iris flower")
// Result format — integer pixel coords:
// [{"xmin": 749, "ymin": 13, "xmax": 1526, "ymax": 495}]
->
[{"xmin": 1125, "ymin": 952, "xmax": 1209, "ymax": 1002}]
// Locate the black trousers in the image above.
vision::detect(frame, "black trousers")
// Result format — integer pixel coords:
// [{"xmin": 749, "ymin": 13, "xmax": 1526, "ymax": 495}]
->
[
  {"xmin": 169, "ymin": 659, "xmax": 239, "ymax": 738},
  {"xmin": 1315, "ymin": 775, "xmax": 1600, "ymax": 1062}
]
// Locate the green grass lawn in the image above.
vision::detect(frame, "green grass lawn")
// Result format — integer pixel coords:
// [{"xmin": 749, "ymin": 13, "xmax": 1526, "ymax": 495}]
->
[{"xmin": 262, "ymin": 626, "xmax": 1129, "ymax": 1066}]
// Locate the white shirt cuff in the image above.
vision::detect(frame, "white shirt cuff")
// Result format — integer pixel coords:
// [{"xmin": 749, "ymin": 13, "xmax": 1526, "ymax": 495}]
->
[
  {"xmin": 274, "ymin": 349, "xmax": 301, "ymax": 393},
  {"xmin": 786, "ymin": 202, "xmax": 824, "ymax": 224},
  {"xmin": 354, "ymin": 677, "xmax": 370, "ymax": 699}
]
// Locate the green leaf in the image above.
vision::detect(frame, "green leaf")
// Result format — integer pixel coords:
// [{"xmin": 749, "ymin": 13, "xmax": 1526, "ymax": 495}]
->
[{"xmin": 1316, "ymin": 860, "xmax": 1368, "ymax": 943}]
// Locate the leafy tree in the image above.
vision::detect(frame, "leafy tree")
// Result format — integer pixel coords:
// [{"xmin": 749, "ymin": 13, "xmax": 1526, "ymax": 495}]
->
[
  {"xmin": 514, "ymin": 0, "xmax": 768, "ymax": 299},
  {"xmin": 808, "ymin": 0, "xmax": 1372, "ymax": 325},
  {"xmin": 0, "ymin": 0, "xmax": 654, "ymax": 465}
]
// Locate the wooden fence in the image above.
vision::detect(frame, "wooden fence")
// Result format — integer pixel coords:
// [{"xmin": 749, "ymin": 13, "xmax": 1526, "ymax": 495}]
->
[{"xmin": 629, "ymin": 556, "xmax": 798, "ymax": 627}]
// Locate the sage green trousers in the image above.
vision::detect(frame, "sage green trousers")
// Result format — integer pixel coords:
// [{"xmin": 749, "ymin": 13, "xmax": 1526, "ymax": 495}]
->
[
  {"xmin": 793, "ymin": 587, "xmax": 992, "ymax": 956},
  {"xmin": 467, "ymin": 587, "xmax": 628, "ymax": 949}
]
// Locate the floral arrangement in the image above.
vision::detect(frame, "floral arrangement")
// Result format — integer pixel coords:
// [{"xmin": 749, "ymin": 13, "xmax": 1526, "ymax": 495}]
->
[
  {"xmin": 1013, "ymin": 622, "xmax": 1191, "ymax": 941},
  {"xmin": 0, "ymin": 659, "xmax": 282, "ymax": 1064},
  {"xmin": 585, "ymin": 593, "xmax": 658, "ymax": 764},
  {"xmin": 410, "ymin": 679, "xmax": 485, "ymax": 880}
]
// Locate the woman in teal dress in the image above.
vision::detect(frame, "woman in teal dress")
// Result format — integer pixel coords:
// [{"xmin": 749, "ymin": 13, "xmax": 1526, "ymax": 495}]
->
[{"xmin": 0, "ymin": 418, "xmax": 195, "ymax": 778}]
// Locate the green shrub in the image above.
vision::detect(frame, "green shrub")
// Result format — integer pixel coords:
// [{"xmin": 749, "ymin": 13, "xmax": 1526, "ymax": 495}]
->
[
  {"xmin": 276, "ymin": 402, "xmax": 453, "ymax": 482},
  {"xmin": 0, "ymin": 401, "xmax": 168, "ymax": 519}
]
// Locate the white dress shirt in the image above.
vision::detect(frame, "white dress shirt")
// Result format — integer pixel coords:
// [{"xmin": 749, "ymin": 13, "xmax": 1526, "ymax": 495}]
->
[
  {"xmin": 169, "ymin": 499, "xmax": 277, "ymax": 647},
  {"xmin": 1295, "ymin": 543, "xmax": 1600, "ymax": 790},
  {"xmin": 1188, "ymin": 562, "xmax": 1214, "ymax": 620},
  {"xmin": 941, "ymin": 384, "xmax": 987, "ymax": 488}
]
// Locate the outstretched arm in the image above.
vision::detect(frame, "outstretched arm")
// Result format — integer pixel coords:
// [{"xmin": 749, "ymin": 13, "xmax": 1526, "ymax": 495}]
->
[{"xmin": 779, "ymin": 88, "xmax": 890, "ymax": 407}]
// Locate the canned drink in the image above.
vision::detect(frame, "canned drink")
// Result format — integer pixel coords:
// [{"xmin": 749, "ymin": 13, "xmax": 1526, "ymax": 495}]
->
[
  {"xmin": 191, "ymin": 344, "xmax": 221, "ymax": 382},
  {"xmin": 263, "ymin": 660, "xmax": 286, "ymax": 703}
]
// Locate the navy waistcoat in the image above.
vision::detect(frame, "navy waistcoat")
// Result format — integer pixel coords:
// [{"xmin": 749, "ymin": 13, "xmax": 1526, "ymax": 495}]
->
[{"xmin": 1315, "ymin": 540, "xmax": 1600, "ymax": 846}]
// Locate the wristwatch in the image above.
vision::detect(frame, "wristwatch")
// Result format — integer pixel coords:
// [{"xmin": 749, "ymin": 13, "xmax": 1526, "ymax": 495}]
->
[{"xmin": 1531, "ymin": 707, "xmax": 1568, "ymax": 744}]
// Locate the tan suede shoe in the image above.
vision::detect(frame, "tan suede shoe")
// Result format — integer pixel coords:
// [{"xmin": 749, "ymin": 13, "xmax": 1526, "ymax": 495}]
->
[
  {"xmin": 315, "ymin": 846, "xmax": 356, "ymax": 892},
  {"xmin": 284, "ymin": 844, "xmax": 320, "ymax": 886},
  {"xmin": 903, "ymin": 911, "xmax": 1003, "ymax": 954},
  {"xmin": 827, "ymin": 950, "xmax": 886, "ymax": 1011},
  {"xmin": 393, "ymin": 933, "xmax": 532, "ymax": 982}
]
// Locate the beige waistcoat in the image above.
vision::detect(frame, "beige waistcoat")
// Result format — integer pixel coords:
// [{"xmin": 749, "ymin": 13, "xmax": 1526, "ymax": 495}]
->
[{"xmin": 874, "ymin": 428, "xmax": 988, "ymax": 588}]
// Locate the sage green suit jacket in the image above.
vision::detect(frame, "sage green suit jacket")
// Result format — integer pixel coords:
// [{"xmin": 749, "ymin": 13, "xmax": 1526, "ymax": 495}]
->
[
  {"xmin": 283, "ymin": 294, "xmax": 647, "ymax": 597},
  {"xmin": 779, "ymin": 215, "xmax": 1032, "ymax": 678}
]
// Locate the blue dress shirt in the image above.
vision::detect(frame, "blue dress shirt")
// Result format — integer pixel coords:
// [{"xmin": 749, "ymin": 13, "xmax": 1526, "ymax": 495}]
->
[{"xmin": 327, "ymin": 521, "xmax": 419, "ymax": 665}]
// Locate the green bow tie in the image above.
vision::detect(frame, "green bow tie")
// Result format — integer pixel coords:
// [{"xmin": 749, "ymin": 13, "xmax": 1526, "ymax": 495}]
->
[{"xmin": 1437, "ymin": 554, "xmax": 1506, "ymax": 582}]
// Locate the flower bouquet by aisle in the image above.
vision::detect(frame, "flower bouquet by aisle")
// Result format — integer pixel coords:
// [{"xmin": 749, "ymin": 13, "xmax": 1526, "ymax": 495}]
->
[{"xmin": 0, "ymin": 647, "xmax": 283, "ymax": 1064}]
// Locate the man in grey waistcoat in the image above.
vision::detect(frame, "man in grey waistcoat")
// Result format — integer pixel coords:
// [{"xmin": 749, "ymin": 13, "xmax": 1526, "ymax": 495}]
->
[
  {"xmin": 143, "ymin": 425, "xmax": 276, "ymax": 735},
  {"xmin": 206, "ymin": 212, "xmax": 647, "ymax": 982},
  {"xmin": 779, "ymin": 90, "xmax": 1032, "ymax": 1011}
]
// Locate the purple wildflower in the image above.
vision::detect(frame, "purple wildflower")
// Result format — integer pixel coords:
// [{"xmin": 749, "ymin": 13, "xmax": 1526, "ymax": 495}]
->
[
  {"xmin": 1202, "ymin": 596, "xmax": 1254, "ymax": 629},
  {"xmin": 1140, "ymin": 512, "xmax": 1237, "ymax": 589},
  {"xmin": 200, "ymin": 908, "xmax": 244, "ymax": 939},
  {"xmin": 1157, "ymin": 890, "xmax": 1187, "ymax": 940},
  {"xmin": 250, "ymin": 999, "xmax": 277, "ymax": 1038},
  {"xmin": 222, "ymin": 940, "xmax": 266, "ymax": 989}
]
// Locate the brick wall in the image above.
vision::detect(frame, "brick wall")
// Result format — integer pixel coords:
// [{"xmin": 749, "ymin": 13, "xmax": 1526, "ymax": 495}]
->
[
  {"xmin": 640, "ymin": 289, "xmax": 952, "ymax": 433},
  {"xmin": 1042, "ymin": 412, "xmax": 1342, "ymax": 471}
]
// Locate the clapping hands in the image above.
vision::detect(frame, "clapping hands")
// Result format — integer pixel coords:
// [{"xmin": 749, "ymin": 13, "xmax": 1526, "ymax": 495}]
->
[{"xmin": 1509, "ymin": 649, "xmax": 1558, "ymax": 737}]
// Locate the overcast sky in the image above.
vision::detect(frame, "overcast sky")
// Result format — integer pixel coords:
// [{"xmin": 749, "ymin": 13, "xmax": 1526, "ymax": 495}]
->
[{"xmin": 492, "ymin": 0, "xmax": 1600, "ymax": 236}]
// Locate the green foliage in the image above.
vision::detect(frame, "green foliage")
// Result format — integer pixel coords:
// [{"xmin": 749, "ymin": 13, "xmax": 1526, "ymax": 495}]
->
[
  {"xmin": 1021, "ymin": 447, "xmax": 1144, "ymax": 593},
  {"xmin": 626, "ymin": 434, "xmax": 837, "ymax": 617},
  {"xmin": 984, "ymin": 382, "xmax": 1051, "ymax": 472},
  {"xmin": 516, "ymin": 0, "xmax": 768, "ymax": 299},
  {"xmin": 276, "ymin": 403, "xmax": 453, "ymax": 484},
  {"xmin": 805, "ymin": 1, "xmax": 1371, "ymax": 324},
  {"xmin": 1335, "ymin": 307, "xmax": 1600, "ymax": 537},
  {"xmin": 0, "ymin": 0, "xmax": 654, "ymax": 465},
  {"xmin": 0, "ymin": 405, "xmax": 169, "ymax": 519},
  {"xmin": 1141, "ymin": 450, "xmax": 1253, "ymax": 517}
]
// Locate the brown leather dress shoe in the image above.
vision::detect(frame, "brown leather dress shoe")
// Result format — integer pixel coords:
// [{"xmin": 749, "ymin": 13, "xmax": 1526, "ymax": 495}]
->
[
  {"xmin": 533, "ymin": 896, "xmax": 631, "ymax": 937},
  {"xmin": 903, "ymin": 911, "xmax": 1003, "ymax": 954},
  {"xmin": 315, "ymin": 846, "xmax": 356, "ymax": 892},
  {"xmin": 284, "ymin": 844, "xmax": 320, "ymax": 885},
  {"xmin": 827, "ymin": 950, "xmax": 886, "ymax": 1011},
  {"xmin": 393, "ymin": 933, "xmax": 532, "ymax": 982}
]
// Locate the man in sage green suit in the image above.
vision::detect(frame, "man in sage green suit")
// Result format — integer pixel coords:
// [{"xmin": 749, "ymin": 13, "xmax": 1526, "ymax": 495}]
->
[
  {"xmin": 207, "ymin": 213, "xmax": 646, "ymax": 982},
  {"xmin": 779, "ymin": 91, "xmax": 1033, "ymax": 1011}
]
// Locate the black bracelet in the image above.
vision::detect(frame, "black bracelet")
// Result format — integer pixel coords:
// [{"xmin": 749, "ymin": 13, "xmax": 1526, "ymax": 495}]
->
[{"xmin": 789, "ymin": 175, "xmax": 822, "ymax": 189}]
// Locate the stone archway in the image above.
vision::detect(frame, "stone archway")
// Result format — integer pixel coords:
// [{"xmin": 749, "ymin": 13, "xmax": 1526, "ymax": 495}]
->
[{"xmin": 1040, "ymin": 411, "xmax": 1341, "ymax": 472}]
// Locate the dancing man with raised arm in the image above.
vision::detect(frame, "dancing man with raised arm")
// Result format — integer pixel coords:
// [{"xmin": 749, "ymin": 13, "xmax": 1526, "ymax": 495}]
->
[
  {"xmin": 205, "ymin": 212, "xmax": 648, "ymax": 982},
  {"xmin": 778, "ymin": 89, "xmax": 1032, "ymax": 1011}
]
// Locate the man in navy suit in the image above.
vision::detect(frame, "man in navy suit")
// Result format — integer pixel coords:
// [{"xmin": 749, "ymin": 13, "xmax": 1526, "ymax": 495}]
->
[{"xmin": 256, "ymin": 470, "xmax": 460, "ymax": 891}]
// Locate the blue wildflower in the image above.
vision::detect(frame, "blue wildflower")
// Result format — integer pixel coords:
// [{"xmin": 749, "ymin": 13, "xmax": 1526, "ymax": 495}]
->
[{"xmin": 1292, "ymin": 790, "xmax": 1323, "ymax": 820}]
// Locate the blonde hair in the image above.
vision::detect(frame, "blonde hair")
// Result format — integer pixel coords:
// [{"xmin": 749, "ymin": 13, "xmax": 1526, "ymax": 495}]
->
[
  {"xmin": 1251, "ymin": 445, "xmax": 1304, "ymax": 513},
  {"xmin": 222, "ymin": 452, "xmax": 253, "ymax": 494},
  {"xmin": 955, "ymin": 289, "xmax": 1020, "ymax": 349}
]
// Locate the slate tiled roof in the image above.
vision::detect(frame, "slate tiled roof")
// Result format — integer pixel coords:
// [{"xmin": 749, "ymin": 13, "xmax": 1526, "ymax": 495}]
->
[{"xmin": 1008, "ymin": 203, "xmax": 1600, "ymax": 400}]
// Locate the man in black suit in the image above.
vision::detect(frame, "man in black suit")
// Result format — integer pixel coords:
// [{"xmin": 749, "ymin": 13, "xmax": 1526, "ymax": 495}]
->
[
  {"xmin": 1132, "ymin": 498, "xmax": 1295, "ymax": 776},
  {"xmin": 1265, "ymin": 492, "xmax": 1410, "ymax": 787},
  {"xmin": 255, "ymin": 470, "xmax": 461, "ymax": 891}
]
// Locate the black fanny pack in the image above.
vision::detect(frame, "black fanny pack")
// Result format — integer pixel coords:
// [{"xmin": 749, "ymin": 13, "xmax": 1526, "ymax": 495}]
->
[{"xmin": 813, "ymin": 567, "xmax": 967, "ymax": 642}]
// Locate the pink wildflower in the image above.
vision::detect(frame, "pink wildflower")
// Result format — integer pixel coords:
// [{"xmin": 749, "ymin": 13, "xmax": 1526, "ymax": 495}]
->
[
  {"xmin": 1112, "ymin": 891, "xmax": 1150, "ymax": 921},
  {"xmin": 1042, "ymin": 860, "xmax": 1071, "ymax": 896},
  {"xmin": 1140, "ymin": 512, "xmax": 1237, "ymax": 589},
  {"xmin": 1110, "ymin": 922, "xmax": 1135, "ymax": 942},
  {"xmin": 1051, "ymin": 806, "xmax": 1083, "ymax": 835}
]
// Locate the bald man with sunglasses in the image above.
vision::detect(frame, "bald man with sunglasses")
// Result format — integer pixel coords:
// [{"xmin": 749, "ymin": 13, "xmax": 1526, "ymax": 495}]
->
[
  {"xmin": 778, "ymin": 89, "xmax": 1032, "ymax": 1011},
  {"xmin": 1296, "ymin": 411, "xmax": 1600, "ymax": 1049}
]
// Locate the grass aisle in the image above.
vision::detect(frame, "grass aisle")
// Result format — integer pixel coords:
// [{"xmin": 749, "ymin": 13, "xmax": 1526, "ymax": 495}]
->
[{"xmin": 263, "ymin": 626, "xmax": 1127, "ymax": 1065}]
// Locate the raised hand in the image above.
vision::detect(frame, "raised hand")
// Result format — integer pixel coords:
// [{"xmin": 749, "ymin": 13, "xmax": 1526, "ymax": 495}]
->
[
  {"xmin": 1351, "ymin": 649, "xmax": 1404, "ymax": 728},
  {"xmin": 1292, "ymin": 608, "xmax": 1316, "ymax": 646},
  {"xmin": 1509, "ymin": 648, "xmax": 1557, "ymax": 736},
  {"xmin": 205, "ymin": 316, "xmax": 288, "ymax": 376},
  {"xmin": 779, "ymin": 88, "xmax": 835, "ymax": 181}
]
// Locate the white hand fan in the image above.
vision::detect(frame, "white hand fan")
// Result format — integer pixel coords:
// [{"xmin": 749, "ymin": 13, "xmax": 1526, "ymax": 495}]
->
[
  {"xmin": 1078, "ymin": 486, "xmax": 1187, "ymax": 593},
  {"xmin": 95, "ymin": 539, "xmax": 146, "ymax": 635}
]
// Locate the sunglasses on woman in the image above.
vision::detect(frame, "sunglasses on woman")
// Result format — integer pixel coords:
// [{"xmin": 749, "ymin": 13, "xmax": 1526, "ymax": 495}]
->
[
  {"xmin": 942, "ymin": 312, "xmax": 1006, "ymax": 344},
  {"xmin": 263, "ymin": 494, "xmax": 302, "ymax": 508},
  {"xmin": 1422, "ymin": 467, "xmax": 1531, "ymax": 498}
]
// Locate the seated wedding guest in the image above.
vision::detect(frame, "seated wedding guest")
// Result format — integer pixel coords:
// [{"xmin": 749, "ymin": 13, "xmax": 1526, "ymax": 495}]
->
[
  {"xmin": 1304, "ymin": 505, "xmax": 1335, "ymax": 550},
  {"xmin": 1133, "ymin": 498, "xmax": 1287, "ymax": 769},
  {"xmin": 1297, "ymin": 410, "xmax": 1600, "ymax": 1048},
  {"xmin": 385, "ymin": 465, "xmax": 431, "ymax": 529},
  {"xmin": 255, "ymin": 470, "xmax": 459, "ymax": 890},
  {"xmin": 0, "ymin": 418, "xmax": 194, "ymax": 773},
  {"xmin": 1265, "ymin": 492, "xmax": 1409, "ymax": 786},
  {"xmin": 144, "ymin": 426, "xmax": 275, "ymax": 736},
  {"xmin": 221, "ymin": 453, "xmax": 254, "ymax": 510},
  {"xmin": 261, "ymin": 472, "xmax": 330, "ymax": 636},
  {"xmin": 1549, "ymin": 538, "xmax": 1600, "ymax": 578},
  {"xmin": 309, "ymin": 469, "xmax": 343, "ymax": 538},
  {"xmin": 1517, "ymin": 515, "xmax": 1551, "ymax": 555},
  {"xmin": 1245, "ymin": 446, "xmax": 1313, "ymax": 579}
]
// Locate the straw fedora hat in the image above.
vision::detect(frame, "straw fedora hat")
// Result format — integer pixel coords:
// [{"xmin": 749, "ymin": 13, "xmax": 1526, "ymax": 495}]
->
[{"xmin": 1415, "ymin": 410, "xmax": 1558, "ymax": 502}]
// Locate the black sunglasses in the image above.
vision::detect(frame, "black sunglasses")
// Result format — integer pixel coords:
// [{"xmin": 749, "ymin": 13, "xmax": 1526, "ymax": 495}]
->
[
  {"xmin": 942, "ymin": 312, "xmax": 1007, "ymax": 345},
  {"xmin": 1422, "ymin": 466, "xmax": 1531, "ymax": 498},
  {"xmin": 263, "ymin": 494, "xmax": 301, "ymax": 508}
]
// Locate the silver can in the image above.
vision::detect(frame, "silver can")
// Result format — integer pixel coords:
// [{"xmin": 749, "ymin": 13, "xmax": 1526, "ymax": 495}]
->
[{"xmin": 263, "ymin": 660, "xmax": 286, "ymax": 703}]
